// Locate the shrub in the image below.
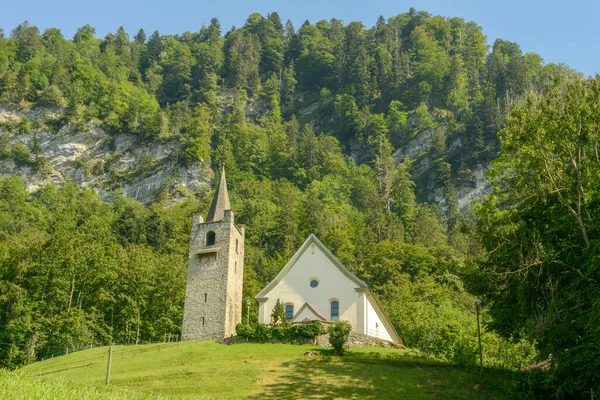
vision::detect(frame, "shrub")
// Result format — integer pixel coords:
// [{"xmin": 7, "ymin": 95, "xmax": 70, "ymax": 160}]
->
[
  {"xmin": 272, "ymin": 325, "xmax": 293, "ymax": 342},
  {"xmin": 253, "ymin": 324, "xmax": 273, "ymax": 342},
  {"xmin": 235, "ymin": 321, "xmax": 325, "ymax": 344},
  {"xmin": 328, "ymin": 321, "xmax": 352, "ymax": 356},
  {"xmin": 11, "ymin": 143, "xmax": 33, "ymax": 166},
  {"xmin": 236, "ymin": 323, "xmax": 253, "ymax": 338},
  {"xmin": 0, "ymin": 134, "xmax": 10, "ymax": 158},
  {"xmin": 295, "ymin": 321, "xmax": 325, "ymax": 340},
  {"xmin": 508, "ymin": 369, "xmax": 553, "ymax": 400},
  {"xmin": 18, "ymin": 117, "xmax": 32, "ymax": 135},
  {"xmin": 270, "ymin": 299, "xmax": 286, "ymax": 325},
  {"xmin": 451, "ymin": 334, "xmax": 478, "ymax": 367}
]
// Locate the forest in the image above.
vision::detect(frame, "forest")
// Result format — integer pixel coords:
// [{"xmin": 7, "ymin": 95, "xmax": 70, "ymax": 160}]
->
[{"xmin": 0, "ymin": 8, "xmax": 597, "ymax": 397}]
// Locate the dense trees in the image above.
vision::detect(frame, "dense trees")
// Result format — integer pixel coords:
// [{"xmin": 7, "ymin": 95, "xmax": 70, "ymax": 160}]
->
[
  {"xmin": 0, "ymin": 178, "xmax": 195, "ymax": 367},
  {"xmin": 471, "ymin": 76, "xmax": 600, "ymax": 397},
  {"xmin": 0, "ymin": 10, "xmax": 583, "ymax": 387}
]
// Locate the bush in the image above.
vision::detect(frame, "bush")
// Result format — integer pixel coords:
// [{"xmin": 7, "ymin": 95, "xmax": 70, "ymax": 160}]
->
[
  {"xmin": 235, "ymin": 321, "xmax": 325, "ymax": 344},
  {"xmin": 11, "ymin": 143, "xmax": 33, "ymax": 166},
  {"xmin": 451, "ymin": 335, "xmax": 478, "ymax": 367},
  {"xmin": 236, "ymin": 323, "xmax": 253, "ymax": 338},
  {"xmin": 253, "ymin": 324, "xmax": 273, "ymax": 342},
  {"xmin": 18, "ymin": 117, "xmax": 32, "ymax": 135},
  {"xmin": 0, "ymin": 134, "xmax": 10, "ymax": 158},
  {"xmin": 508, "ymin": 369, "xmax": 553, "ymax": 400},
  {"xmin": 272, "ymin": 325, "xmax": 293, "ymax": 342},
  {"xmin": 328, "ymin": 321, "xmax": 352, "ymax": 356},
  {"xmin": 295, "ymin": 321, "xmax": 325, "ymax": 339}
]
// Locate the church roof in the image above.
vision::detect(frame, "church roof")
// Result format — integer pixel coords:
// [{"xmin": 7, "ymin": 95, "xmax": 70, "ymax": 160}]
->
[
  {"xmin": 206, "ymin": 167, "xmax": 231, "ymax": 222},
  {"xmin": 255, "ymin": 234, "xmax": 368, "ymax": 300}
]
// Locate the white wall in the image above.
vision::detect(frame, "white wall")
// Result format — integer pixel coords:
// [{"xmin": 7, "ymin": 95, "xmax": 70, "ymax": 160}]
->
[
  {"xmin": 365, "ymin": 298, "xmax": 393, "ymax": 341},
  {"xmin": 258, "ymin": 243, "xmax": 360, "ymax": 329}
]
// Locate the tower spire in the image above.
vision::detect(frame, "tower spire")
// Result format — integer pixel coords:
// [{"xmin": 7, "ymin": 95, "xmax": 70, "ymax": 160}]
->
[{"xmin": 206, "ymin": 166, "xmax": 231, "ymax": 222}]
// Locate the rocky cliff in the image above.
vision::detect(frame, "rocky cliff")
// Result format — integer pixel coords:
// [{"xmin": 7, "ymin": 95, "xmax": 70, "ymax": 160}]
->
[
  {"xmin": 0, "ymin": 106, "xmax": 211, "ymax": 203},
  {"xmin": 1, "ymin": 103, "xmax": 492, "ymax": 211}
]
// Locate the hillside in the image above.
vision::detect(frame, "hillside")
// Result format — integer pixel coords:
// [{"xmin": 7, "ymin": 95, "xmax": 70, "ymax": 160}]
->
[
  {"xmin": 16, "ymin": 341, "xmax": 513, "ymax": 399},
  {"xmin": 6, "ymin": 7, "xmax": 594, "ymax": 394}
]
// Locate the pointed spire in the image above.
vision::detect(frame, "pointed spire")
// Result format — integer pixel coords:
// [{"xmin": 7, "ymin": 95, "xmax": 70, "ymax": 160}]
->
[{"xmin": 206, "ymin": 166, "xmax": 231, "ymax": 222}]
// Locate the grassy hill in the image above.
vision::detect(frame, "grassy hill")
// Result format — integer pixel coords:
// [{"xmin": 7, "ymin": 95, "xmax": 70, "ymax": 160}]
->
[{"xmin": 11, "ymin": 341, "xmax": 514, "ymax": 399}]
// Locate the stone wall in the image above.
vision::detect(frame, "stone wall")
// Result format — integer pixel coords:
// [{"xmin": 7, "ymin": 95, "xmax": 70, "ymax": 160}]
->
[
  {"xmin": 181, "ymin": 212, "xmax": 244, "ymax": 341},
  {"xmin": 223, "ymin": 331, "xmax": 402, "ymax": 349},
  {"xmin": 315, "ymin": 331, "xmax": 401, "ymax": 349}
]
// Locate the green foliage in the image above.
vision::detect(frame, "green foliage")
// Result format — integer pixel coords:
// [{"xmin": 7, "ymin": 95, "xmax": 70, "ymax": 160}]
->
[
  {"xmin": 328, "ymin": 320, "xmax": 352, "ymax": 355},
  {"xmin": 270, "ymin": 298, "xmax": 286, "ymax": 324},
  {"xmin": 0, "ymin": 178, "xmax": 193, "ymax": 367},
  {"xmin": 0, "ymin": 11, "xmax": 570, "ymax": 379},
  {"xmin": 472, "ymin": 76, "xmax": 600, "ymax": 396},
  {"xmin": 235, "ymin": 321, "xmax": 325, "ymax": 344},
  {"xmin": 10, "ymin": 142, "xmax": 32, "ymax": 166}
]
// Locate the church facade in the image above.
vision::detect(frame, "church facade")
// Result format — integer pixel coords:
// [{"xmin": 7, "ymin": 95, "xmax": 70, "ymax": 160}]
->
[{"xmin": 255, "ymin": 234, "xmax": 401, "ymax": 343}]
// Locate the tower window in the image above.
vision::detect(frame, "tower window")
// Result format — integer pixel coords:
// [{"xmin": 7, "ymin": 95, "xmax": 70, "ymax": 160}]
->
[
  {"xmin": 331, "ymin": 301, "xmax": 339, "ymax": 321},
  {"xmin": 202, "ymin": 317, "xmax": 205, "ymax": 326},
  {"xmin": 236, "ymin": 239, "xmax": 239, "ymax": 253},
  {"xmin": 285, "ymin": 304, "xmax": 294, "ymax": 321},
  {"xmin": 235, "ymin": 261, "xmax": 237, "ymax": 273},
  {"xmin": 206, "ymin": 231, "xmax": 216, "ymax": 245},
  {"xmin": 204, "ymin": 293, "xmax": 207, "ymax": 302},
  {"xmin": 310, "ymin": 279, "xmax": 319, "ymax": 288}
]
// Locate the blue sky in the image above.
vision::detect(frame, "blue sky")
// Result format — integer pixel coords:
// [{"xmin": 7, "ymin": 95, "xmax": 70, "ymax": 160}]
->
[{"xmin": 1, "ymin": 0, "xmax": 597, "ymax": 76}]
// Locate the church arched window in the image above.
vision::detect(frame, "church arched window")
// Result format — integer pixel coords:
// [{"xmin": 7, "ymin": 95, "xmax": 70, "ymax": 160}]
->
[
  {"xmin": 285, "ymin": 304, "xmax": 294, "ymax": 321},
  {"xmin": 330, "ymin": 301, "xmax": 339, "ymax": 321},
  {"xmin": 206, "ymin": 231, "xmax": 216, "ymax": 245}
]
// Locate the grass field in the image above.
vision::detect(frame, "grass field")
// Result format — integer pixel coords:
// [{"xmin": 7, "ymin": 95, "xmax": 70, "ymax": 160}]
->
[{"xmin": 12, "ymin": 341, "xmax": 513, "ymax": 399}]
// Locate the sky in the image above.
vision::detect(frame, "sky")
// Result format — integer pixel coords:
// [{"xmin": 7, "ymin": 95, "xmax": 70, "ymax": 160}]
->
[{"xmin": 1, "ymin": 0, "xmax": 598, "ymax": 76}]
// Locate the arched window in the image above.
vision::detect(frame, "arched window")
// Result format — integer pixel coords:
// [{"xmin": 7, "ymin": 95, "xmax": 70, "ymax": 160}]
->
[
  {"xmin": 206, "ymin": 231, "xmax": 216, "ymax": 245},
  {"xmin": 330, "ymin": 301, "xmax": 339, "ymax": 321},
  {"xmin": 285, "ymin": 304, "xmax": 294, "ymax": 321}
]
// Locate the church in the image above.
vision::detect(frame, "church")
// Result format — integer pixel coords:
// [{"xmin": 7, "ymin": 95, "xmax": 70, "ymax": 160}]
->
[{"xmin": 182, "ymin": 169, "xmax": 400, "ymax": 344}]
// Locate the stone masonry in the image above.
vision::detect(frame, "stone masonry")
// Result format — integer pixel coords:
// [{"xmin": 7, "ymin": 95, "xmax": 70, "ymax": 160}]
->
[{"xmin": 181, "ymin": 169, "xmax": 245, "ymax": 340}]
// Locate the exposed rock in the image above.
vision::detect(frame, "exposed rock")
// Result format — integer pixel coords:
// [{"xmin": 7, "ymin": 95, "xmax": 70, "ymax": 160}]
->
[
  {"xmin": 393, "ymin": 123, "xmax": 492, "ymax": 212},
  {"xmin": 0, "ymin": 108, "xmax": 211, "ymax": 203}
]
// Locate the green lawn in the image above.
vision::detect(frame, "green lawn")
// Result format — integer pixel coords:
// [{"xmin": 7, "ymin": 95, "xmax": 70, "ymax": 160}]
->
[{"xmin": 14, "ymin": 341, "xmax": 512, "ymax": 399}]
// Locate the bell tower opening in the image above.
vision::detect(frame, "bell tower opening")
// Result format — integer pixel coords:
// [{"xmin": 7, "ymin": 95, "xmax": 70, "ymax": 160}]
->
[{"xmin": 206, "ymin": 231, "xmax": 216, "ymax": 245}]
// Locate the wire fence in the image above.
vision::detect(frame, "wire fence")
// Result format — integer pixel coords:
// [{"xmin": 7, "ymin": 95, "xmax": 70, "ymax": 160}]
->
[
  {"xmin": 26, "ymin": 340, "xmax": 183, "ymax": 377},
  {"xmin": 0, "ymin": 332, "xmax": 183, "ymax": 365}
]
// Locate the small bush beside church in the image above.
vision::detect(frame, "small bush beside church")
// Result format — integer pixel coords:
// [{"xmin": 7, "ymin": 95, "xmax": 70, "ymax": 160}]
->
[
  {"xmin": 235, "ymin": 321, "xmax": 325, "ymax": 344},
  {"xmin": 328, "ymin": 321, "xmax": 352, "ymax": 356}
]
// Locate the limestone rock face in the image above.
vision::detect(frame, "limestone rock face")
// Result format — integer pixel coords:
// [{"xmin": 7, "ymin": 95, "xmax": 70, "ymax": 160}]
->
[
  {"xmin": 392, "ymin": 121, "xmax": 493, "ymax": 213},
  {"xmin": 0, "ymin": 107, "xmax": 211, "ymax": 203}
]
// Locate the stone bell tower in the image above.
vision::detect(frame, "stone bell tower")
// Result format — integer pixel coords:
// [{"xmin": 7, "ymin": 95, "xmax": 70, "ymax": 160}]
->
[{"xmin": 182, "ymin": 168, "xmax": 245, "ymax": 340}]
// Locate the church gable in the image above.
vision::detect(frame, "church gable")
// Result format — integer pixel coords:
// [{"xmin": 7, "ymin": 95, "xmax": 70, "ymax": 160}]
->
[{"xmin": 256, "ymin": 234, "xmax": 367, "ymax": 300}]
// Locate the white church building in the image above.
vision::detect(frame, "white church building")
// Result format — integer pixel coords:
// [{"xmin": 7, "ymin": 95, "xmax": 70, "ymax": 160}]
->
[{"xmin": 255, "ymin": 234, "xmax": 402, "ymax": 344}]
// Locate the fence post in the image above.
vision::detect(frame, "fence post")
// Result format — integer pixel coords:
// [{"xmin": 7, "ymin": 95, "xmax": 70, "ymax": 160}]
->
[
  {"xmin": 476, "ymin": 302, "xmax": 484, "ymax": 376},
  {"xmin": 105, "ymin": 346, "xmax": 113, "ymax": 385}
]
